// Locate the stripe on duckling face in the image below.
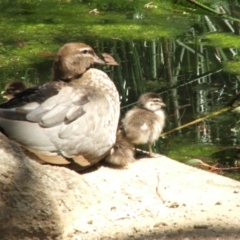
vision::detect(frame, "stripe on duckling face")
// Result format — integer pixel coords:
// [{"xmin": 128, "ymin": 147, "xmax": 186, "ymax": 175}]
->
[{"xmin": 145, "ymin": 99, "xmax": 162, "ymax": 112}]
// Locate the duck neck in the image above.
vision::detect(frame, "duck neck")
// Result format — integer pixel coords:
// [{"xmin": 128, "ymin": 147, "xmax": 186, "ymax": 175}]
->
[{"xmin": 53, "ymin": 68, "xmax": 88, "ymax": 82}]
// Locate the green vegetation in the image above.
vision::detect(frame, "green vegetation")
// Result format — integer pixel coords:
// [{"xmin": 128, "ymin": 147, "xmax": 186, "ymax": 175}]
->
[
  {"xmin": 0, "ymin": 0, "xmax": 196, "ymax": 90},
  {"xmin": 163, "ymin": 136, "xmax": 218, "ymax": 163},
  {"xmin": 201, "ymin": 33, "xmax": 240, "ymax": 74},
  {"xmin": 223, "ymin": 60, "xmax": 240, "ymax": 75},
  {"xmin": 203, "ymin": 33, "xmax": 240, "ymax": 48},
  {"xmin": 0, "ymin": 0, "xmax": 194, "ymax": 70}
]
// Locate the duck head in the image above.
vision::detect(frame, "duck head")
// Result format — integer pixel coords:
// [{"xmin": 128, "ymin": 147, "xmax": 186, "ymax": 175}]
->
[
  {"xmin": 138, "ymin": 92, "xmax": 166, "ymax": 112},
  {"xmin": 53, "ymin": 43, "xmax": 105, "ymax": 82}
]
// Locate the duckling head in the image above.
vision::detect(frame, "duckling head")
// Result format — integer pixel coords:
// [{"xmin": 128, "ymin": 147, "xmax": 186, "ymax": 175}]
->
[
  {"xmin": 1, "ymin": 81, "xmax": 27, "ymax": 100},
  {"xmin": 138, "ymin": 92, "xmax": 166, "ymax": 112},
  {"xmin": 53, "ymin": 42, "xmax": 105, "ymax": 82}
]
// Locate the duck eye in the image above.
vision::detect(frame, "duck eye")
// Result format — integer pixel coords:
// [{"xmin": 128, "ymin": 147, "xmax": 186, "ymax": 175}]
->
[{"xmin": 81, "ymin": 49, "xmax": 89, "ymax": 54}]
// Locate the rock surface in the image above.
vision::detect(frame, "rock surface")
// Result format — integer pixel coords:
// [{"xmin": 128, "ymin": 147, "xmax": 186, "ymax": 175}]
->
[{"xmin": 0, "ymin": 132, "xmax": 240, "ymax": 240}]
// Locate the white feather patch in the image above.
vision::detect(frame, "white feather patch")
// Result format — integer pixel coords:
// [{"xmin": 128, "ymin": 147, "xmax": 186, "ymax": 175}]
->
[{"xmin": 140, "ymin": 123, "xmax": 148, "ymax": 130}]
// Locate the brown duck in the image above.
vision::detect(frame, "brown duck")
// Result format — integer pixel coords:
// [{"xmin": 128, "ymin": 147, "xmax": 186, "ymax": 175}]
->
[
  {"xmin": 0, "ymin": 43, "xmax": 120, "ymax": 170},
  {"xmin": 122, "ymin": 92, "xmax": 166, "ymax": 157}
]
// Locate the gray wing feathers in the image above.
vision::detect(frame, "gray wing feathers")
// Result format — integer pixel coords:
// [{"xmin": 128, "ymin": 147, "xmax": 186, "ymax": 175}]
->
[
  {"xmin": 25, "ymin": 87, "xmax": 87, "ymax": 127},
  {"xmin": 58, "ymin": 93, "xmax": 109, "ymax": 139},
  {"xmin": 21, "ymin": 84, "xmax": 111, "ymax": 141},
  {"xmin": 16, "ymin": 102, "xmax": 40, "ymax": 113}
]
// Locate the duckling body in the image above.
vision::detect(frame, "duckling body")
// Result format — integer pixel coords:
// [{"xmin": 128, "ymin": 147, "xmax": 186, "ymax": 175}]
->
[
  {"xmin": 0, "ymin": 43, "xmax": 120, "ymax": 169},
  {"xmin": 106, "ymin": 130, "xmax": 135, "ymax": 167},
  {"xmin": 122, "ymin": 92, "xmax": 166, "ymax": 157},
  {"xmin": 1, "ymin": 81, "xmax": 27, "ymax": 100}
]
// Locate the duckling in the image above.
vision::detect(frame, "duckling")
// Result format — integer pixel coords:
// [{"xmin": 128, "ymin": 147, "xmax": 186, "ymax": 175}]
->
[
  {"xmin": 105, "ymin": 130, "xmax": 135, "ymax": 167},
  {"xmin": 0, "ymin": 43, "xmax": 120, "ymax": 170},
  {"xmin": 1, "ymin": 81, "xmax": 27, "ymax": 100},
  {"xmin": 122, "ymin": 92, "xmax": 166, "ymax": 157}
]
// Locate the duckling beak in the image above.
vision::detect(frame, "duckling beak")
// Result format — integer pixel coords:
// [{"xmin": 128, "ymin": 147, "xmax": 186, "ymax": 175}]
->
[
  {"xmin": 161, "ymin": 102, "xmax": 166, "ymax": 108},
  {"xmin": 1, "ymin": 91, "xmax": 8, "ymax": 98}
]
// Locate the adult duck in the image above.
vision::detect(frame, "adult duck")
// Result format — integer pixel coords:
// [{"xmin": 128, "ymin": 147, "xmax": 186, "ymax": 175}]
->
[{"xmin": 0, "ymin": 43, "xmax": 120, "ymax": 170}]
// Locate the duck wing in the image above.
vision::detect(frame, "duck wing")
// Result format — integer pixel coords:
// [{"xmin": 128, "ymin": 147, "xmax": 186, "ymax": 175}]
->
[
  {"xmin": 25, "ymin": 85, "xmax": 108, "ymax": 130},
  {"xmin": 0, "ymin": 81, "xmax": 65, "ymax": 108}
]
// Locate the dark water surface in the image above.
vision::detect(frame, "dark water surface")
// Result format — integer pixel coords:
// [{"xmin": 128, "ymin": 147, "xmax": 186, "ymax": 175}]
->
[{"xmin": 1, "ymin": 0, "xmax": 240, "ymax": 179}]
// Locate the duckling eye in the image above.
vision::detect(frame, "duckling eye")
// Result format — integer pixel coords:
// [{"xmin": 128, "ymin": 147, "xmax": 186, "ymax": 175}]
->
[{"xmin": 153, "ymin": 98, "xmax": 161, "ymax": 103}]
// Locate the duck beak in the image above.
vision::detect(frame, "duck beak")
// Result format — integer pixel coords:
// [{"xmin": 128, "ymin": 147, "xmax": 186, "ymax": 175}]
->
[
  {"xmin": 93, "ymin": 55, "xmax": 105, "ymax": 65},
  {"xmin": 101, "ymin": 53, "xmax": 119, "ymax": 66}
]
